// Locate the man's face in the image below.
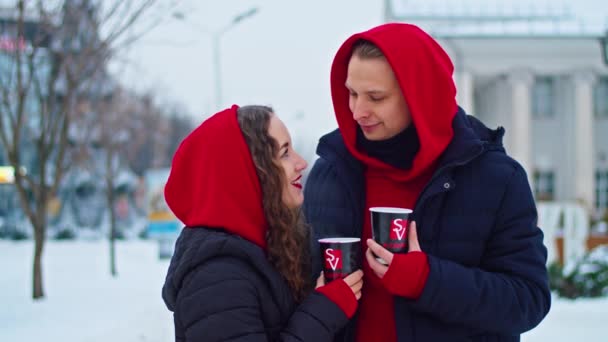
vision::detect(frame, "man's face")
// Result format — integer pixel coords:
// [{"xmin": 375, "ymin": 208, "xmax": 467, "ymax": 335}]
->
[{"xmin": 345, "ymin": 55, "xmax": 411, "ymax": 141}]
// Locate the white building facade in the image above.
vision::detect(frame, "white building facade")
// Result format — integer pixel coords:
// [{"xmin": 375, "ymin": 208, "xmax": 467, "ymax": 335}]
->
[{"xmin": 386, "ymin": 0, "xmax": 608, "ymax": 218}]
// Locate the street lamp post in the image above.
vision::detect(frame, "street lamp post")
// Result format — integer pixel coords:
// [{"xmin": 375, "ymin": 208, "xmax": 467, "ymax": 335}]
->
[
  {"xmin": 212, "ymin": 7, "xmax": 258, "ymax": 110},
  {"xmin": 601, "ymin": 30, "xmax": 608, "ymax": 66}
]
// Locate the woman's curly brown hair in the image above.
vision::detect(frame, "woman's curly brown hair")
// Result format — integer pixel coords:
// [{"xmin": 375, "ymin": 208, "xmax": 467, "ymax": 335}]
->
[{"xmin": 237, "ymin": 105, "xmax": 312, "ymax": 301}]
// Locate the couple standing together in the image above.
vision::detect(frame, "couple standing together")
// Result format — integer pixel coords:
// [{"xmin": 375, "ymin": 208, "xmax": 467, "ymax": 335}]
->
[{"xmin": 161, "ymin": 23, "xmax": 551, "ymax": 342}]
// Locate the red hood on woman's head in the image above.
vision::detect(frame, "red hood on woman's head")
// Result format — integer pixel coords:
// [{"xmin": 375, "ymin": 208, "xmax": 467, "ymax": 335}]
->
[
  {"xmin": 164, "ymin": 105, "xmax": 268, "ymax": 249},
  {"xmin": 331, "ymin": 23, "xmax": 457, "ymax": 180}
]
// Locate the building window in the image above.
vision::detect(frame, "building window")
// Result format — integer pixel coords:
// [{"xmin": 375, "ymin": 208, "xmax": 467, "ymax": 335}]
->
[
  {"xmin": 596, "ymin": 170, "xmax": 608, "ymax": 214},
  {"xmin": 534, "ymin": 170, "xmax": 555, "ymax": 201},
  {"xmin": 594, "ymin": 77, "xmax": 608, "ymax": 118},
  {"xmin": 532, "ymin": 76, "xmax": 555, "ymax": 118}
]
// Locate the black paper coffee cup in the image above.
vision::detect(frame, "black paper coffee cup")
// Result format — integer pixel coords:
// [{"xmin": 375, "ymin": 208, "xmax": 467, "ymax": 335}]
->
[
  {"xmin": 369, "ymin": 207, "xmax": 412, "ymax": 264},
  {"xmin": 318, "ymin": 237, "xmax": 362, "ymax": 282}
]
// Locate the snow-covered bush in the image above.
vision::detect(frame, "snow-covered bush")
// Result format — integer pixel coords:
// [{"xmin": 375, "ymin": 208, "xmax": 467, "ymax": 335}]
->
[
  {"xmin": 550, "ymin": 245, "xmax": 608, "ymax": 299},
  {"xmin": 54, "ymin": 228, "xmax": 77, "ymax": 240}
]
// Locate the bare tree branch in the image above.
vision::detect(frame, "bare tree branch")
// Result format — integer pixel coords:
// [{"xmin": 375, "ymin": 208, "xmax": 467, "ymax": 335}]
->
[
  {"xmin": 100, "ymin": 0, "xmax": 151, "ymax": 43},
  {"xmin": 0, "ymin": 84, "xmax": 15, "ymax": 152},
  {"xmin": 49, "ymin": 90, "xmax": 71, "ymax": 196},
  {"xmin": 0, "ymin": 0, "xmax": 165, "ymax": 299}
]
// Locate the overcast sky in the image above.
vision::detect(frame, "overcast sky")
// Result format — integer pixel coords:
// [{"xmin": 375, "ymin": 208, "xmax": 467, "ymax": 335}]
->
[
  {"xmin": 1, "ymin": 0, "xmax": 605, "ymax": 139},
  {"xmin": 114, "ymin": 0, "xmax": 383, "ymax": 134},
  {"xmin": 111, "ymin": 0, "xmax": 606, "ymax": 161}
]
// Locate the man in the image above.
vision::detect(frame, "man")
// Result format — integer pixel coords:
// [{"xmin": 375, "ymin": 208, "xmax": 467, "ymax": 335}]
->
[{"xmin": 304, "ymin": 23, "xmax": 551, "ymax": 342}]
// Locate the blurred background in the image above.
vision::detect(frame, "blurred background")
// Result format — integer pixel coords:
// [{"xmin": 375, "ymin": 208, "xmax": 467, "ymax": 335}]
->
[{"xmin": 1, "ymin": 0, "xmax": 607, "ymax": 341}]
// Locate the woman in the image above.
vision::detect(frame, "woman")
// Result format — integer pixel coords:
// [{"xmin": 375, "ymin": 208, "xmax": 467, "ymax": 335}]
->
[{"xmin": 162, "ymin": 105, "xmax": 363, "ymax": 341}]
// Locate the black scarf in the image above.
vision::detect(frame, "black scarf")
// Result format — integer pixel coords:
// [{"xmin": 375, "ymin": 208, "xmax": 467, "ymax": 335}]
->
[{"xmin": 356, "ymin": 124, "xmax": 420, "ymax": 170}]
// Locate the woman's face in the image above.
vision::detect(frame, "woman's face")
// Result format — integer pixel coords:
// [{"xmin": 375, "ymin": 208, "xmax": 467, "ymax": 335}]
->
[{"xmin": 267, "ymin": 114, "xmax": 308, "ymax": 209}]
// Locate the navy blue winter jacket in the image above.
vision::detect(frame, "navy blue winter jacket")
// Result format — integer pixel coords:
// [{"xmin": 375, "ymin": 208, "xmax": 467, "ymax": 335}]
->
[
  {"xmin": 304, "ymin": 109, "xmax": 551, "ymax": 341},
  {"xmin": 162, "ymin": 227, "xmax": 349, "ymax": 342}
]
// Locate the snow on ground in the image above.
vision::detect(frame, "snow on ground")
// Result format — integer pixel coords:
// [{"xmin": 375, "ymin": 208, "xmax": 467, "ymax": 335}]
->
[
  {"xmin": 523, "ymin": 296, "xmax": 608, "ymax": 341},
  {"xmin": 1, "ymin": 240, "xmax": 606, "ymax": 341},
  {"xmin": 0, "ymin": 240, "xmax": 173, "ymax": 342}
]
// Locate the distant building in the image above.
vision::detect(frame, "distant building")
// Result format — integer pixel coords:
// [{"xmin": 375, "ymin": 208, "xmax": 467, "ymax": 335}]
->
[{"xmin": 386, "ymin": 0, "xmax": 608, "ymax": 217}]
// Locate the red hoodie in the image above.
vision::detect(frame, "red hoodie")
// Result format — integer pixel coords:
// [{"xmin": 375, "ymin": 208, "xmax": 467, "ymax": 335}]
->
[
  {"xmin": 164, "ymin": 105, "xmax": 268, "ymax": 248},
  {"xmin": 164, "ymin": 105, "xmax": 358, "ymax": 318},
  {"xmin": 330, "ymin": 23, "xmax": 458, "ymax": 341}
]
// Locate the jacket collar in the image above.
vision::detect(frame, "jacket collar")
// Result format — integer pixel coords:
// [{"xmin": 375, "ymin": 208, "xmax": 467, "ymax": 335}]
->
[
  {"xmin": 316, "ymin": 107, "xmax": 505, "ymax": 176},
  {"xmin": 435, "ymin": 107, "xmax": 505, "ymax": 170}
]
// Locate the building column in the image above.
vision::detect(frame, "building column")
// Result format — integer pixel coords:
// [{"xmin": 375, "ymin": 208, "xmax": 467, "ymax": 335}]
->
[
  {"xmin": 570, "ymin": 71, "xmax": 596, "ymax": 210},
  {"xmin": 506, "ymin": 70, "xmax": 534, "ymax": 184},
  {"xmin": 456, "ymin": 71, "xmax": 475, "ymax": 115}
]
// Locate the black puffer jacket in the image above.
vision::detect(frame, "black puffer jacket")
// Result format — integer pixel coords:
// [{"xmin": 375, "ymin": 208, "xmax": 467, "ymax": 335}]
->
[
  {"xmin": 162, "ymin": 227, "xmax": 349, "ymax": 342},
  {"xmin": 304, "ymin": 110, "xmax": 550, "ymax": 341}
]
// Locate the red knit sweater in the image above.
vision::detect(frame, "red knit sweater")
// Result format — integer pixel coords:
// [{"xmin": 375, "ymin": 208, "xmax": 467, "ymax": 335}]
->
[{"xmin": 355, "ymin": 168, "xmax": 431, "ymax": 342}]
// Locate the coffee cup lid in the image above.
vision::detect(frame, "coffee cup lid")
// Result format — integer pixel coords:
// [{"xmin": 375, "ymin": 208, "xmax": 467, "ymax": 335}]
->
[
  {"xmin": 369, "ymin": 207, "xmax": 412, "ymax": 214},
  {"xmin": 318, "ymin": 237, "xmax": 361, "ymax": 243}
]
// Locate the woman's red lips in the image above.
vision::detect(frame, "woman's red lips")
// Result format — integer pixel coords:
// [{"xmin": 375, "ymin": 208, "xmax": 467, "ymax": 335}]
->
[{"xmin": 292, "ymin": 175, "xmax": 302, "ymax": 189}]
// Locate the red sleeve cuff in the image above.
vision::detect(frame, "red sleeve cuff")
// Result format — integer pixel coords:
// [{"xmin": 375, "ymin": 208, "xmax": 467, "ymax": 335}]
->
[
  {"xmin": 316, "ymin": 279, "xmax": 358, "ymax": 318},
  {"xmin": 381, "ymin": 251, "xmax": 430, "ymax": 299}
]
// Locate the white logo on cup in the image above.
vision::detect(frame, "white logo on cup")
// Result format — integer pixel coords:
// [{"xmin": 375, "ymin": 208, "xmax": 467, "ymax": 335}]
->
[
  {"xmin": 325, "ymin": 248, "xmax": 341, "ymax": 271},
  {"xmin": 390, "ymin": 218, "xmax": 407, "ymax": 240}
]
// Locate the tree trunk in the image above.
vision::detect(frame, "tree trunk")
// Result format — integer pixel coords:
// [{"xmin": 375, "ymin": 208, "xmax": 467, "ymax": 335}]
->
[
  {"xmin": 32, "ymin": 220, "xmax": 45, "ymax": 299},
  {"xmin": 110, "ymin": 207, "xmax": 117, "ymax": 277},
  {"xmin": 107, "ymin": 149, "xmax": 118, "ymax": 277}
]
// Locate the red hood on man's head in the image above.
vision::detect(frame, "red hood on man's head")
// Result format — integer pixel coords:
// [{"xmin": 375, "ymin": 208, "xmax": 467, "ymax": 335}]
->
[
  {"xmin": 164, "ymin": 105, "xmax": 268, "ymax": 249},
  {"xmin": 331, "ymin": 23, "xmax": 457, "ymax": 180}
]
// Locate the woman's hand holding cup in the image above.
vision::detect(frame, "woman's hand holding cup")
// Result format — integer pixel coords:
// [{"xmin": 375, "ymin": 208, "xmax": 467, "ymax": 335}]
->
[{"xmin": 316, "ymin": 270, "xmax": 364, "ymax": 300}]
